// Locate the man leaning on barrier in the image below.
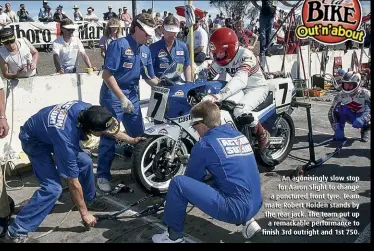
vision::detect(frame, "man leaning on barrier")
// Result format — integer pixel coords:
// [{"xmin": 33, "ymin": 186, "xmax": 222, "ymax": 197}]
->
[
  {"xmin": 52, "ymin": 19, "xmax": 97, "ymax": 74},
  {"xmin": 0, "ymin": 28, "xmax": 39, "ymax": 79}
]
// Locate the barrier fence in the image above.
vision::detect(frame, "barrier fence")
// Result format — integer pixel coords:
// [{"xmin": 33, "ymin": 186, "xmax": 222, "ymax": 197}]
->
[
  {"xmin": 0, "ymin": 47, "xmax": 370, "ymax": 167},
  {"xmin": 5, "ymin": 21, "xmax": 131, "ymax": 46}
]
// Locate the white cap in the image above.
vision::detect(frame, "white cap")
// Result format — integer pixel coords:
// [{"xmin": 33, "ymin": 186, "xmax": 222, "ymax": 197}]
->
[
  {"xmin": 163, "ymin": 24, "xmax": 180, "ymax": 33},
  {"xmin": 108, "ymin": 5, "xmax": 112, "ymax": 8},
  {"xmin": 62, "ymin": 24, "xmax": 77, "ymax": 29},
  {"xmin": 136, "ymin": 19, "xmax": 155, "ymax": 37}
]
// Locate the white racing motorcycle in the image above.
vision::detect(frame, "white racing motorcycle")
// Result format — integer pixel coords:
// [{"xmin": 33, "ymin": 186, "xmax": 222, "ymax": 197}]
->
[{"xmin": 131, "ymin": 64, "xmax": 296, "ymax": 194}]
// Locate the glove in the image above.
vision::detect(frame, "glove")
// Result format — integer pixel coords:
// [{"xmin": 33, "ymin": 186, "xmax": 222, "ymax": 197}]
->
[
  {"xmin": 120, "ymin": 96, "xmax": 134, "ymax": 114},
  {"xmin": 352, "ymin": 117, "xmax": 366, "ymax": 128},
  {"xmin": 178, "ymin": 154, "xmax": 190, "ymax": 165},
  {"xmin": 202, "ymin": 94, "xmax": 222, "ymax": 103},
  {"xmin": 334, "ymin": 128, "xmax": 345, "ymax": 141}
]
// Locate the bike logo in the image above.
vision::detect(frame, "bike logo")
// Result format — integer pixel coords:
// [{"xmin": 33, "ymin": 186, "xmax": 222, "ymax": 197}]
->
[{"xmin": 296, "ymin": 0, "xmax": 366, "ymax": 45}]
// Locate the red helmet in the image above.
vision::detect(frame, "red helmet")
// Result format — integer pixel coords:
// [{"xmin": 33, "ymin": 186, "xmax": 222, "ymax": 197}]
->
[{"xmin": 209, "ymin": 27, "xmax": 239, "ymax": 66}]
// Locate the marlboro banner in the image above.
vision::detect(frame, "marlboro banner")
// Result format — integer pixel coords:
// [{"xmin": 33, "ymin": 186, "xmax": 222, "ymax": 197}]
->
[{"xmin": 4, "ymin": 21, "xmax": 130, "ymax": 45}]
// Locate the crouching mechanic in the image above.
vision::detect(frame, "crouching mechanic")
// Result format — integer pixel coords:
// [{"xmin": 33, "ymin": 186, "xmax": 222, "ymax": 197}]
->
[
  {"xmin": 328, "ymin": 71, "xmax": 371, "ymax": 142},
  {"xmin": 152, "ymin": 101, "xmax": 262, "ymax": 243},
  {"xmin": 202, "ymin": 27, "xmax": 273, "ymax": 162},
  {"xmin": 4, "ymin": 101, "xmax": 145, "ymax": 243}
]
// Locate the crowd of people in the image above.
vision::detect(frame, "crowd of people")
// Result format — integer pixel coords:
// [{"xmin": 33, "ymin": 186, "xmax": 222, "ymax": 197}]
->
[{"xmin": 0, "ymin": 0, "xmax": 371, "ymax": 245}]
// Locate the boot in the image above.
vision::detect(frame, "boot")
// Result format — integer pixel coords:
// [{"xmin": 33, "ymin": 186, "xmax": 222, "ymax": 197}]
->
[
  {"xmin": 360, "ymin": 126, "xmax": 370, "ymax": 142},
  {"xmin": 254, "ymin": 122, "xmax": 270, "ymax": 153}
]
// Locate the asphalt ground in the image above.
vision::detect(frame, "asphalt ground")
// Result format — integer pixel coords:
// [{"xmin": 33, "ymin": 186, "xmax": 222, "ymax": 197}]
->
[{"xmin": 4, "ymin": 97, "xmax": 371, "ymax": 243}]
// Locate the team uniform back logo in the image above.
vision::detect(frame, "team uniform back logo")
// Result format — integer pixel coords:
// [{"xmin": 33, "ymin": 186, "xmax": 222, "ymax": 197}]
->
[
  {"xmin": 48, "ymin": 101, "xmax": 78, "ymax": 130},
  {"xmin": 217, "ymin": 135, "xmax": 253, "ymax": 158}
]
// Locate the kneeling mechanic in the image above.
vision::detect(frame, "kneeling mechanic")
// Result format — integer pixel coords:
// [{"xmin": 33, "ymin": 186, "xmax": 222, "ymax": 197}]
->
[
  {"xmin": 4, "ymin": 101, "xmax": 144, "ymax": 243},
  {"xmin": 152, "ymin": 100, "xmax": 263, "ymax": 243}
]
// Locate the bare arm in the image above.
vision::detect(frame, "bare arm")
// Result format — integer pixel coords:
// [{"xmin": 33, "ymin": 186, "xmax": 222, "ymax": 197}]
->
[
  {"xmin": 100, "ymin": 48, "xmax": 106, "ymax": 59},
  {"xmin": 80, "ymin": 51, "xmax": 93, "ymax": 68},
  {"xmin": 184, "ymin": 65, "xmax": 192, "ymax": 82},
  {"xmin": 0, "ymin": 58, "xmax": 19, "ymax": 79},
  {"xmin": 112, "ymin": 131, "xmax": 145, "ymax": 144},
  {"xmin": 67, "ymin": 178, "xmax": 88, "ymax": 216},
  {"xmin": 0, "ymin": 88, "xmax": 9, "ymax": 138},
  {"xmin": 53, "ymin": 54, "xmax": 63, "ymax": 73},
  {"xmin": 144, "ymin": 77, "xmax": 159, "ymax": 87},
  {"xmin": 248, "ymin": 33, "xmax": 258, "ymax": 50}
]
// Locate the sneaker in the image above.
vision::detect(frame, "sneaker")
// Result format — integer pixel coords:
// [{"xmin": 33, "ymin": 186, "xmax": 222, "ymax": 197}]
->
[
  {"xmin": 361, "ymin": 127, "xmax": 370, "ymax": 142},
  {"xmin": 241, "ymin": 218, "xmax": 261, "ymax": 239},
  {"xmin": 3, "ymin": 232, "xmax": 39, "ymax": 243},
  {"xmin": 97, "ymin": 178, "xmax": 111, "ymax": 192},
  {"xmin": 86, "ymin": 198, "xmax": 107, "ymax": 211},
  {"xmin": 152, "ymin": 231, "xmax": 185, "ymax": 243}
]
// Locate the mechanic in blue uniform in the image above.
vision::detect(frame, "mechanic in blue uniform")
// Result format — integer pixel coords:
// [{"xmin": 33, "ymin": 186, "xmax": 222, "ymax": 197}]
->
[
  {"xmin": 99, "ymin": 13, "xmax": 160, "ymax": 192},
  {"xmin": 4, "ymin": 101, "xmax": 145, "ymax": 243},
  {"xmin": 152, "ymin": 100, "xmax": 263, "ymax": 243},
  {"xmin": 149, "ymin": 15, "xmax": 192, "ymax": 81}
]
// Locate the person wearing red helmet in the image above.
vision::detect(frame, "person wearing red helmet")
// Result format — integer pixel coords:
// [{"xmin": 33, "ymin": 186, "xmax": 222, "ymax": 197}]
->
[
  {"xmin": 328, "ymin": 71, "xmax": 371, "ymax": 142},
  {"xmin": 202, "ymin": 27, "xmax": 272, "ymax": 157}
]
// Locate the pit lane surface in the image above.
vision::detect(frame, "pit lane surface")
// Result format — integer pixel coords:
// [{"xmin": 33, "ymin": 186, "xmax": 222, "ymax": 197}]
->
[{"xmin": 6, "ymin": 98, "xmax": 370, "ymax": 243}]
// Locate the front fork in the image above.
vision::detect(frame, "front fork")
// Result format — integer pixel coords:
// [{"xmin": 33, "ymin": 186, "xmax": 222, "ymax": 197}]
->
[{"xmin": 167, "ymin": 129, "xmax": 184, "ymax": 163}]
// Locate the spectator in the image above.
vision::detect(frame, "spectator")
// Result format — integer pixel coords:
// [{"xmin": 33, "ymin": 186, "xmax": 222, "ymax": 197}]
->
[
  {"xmin": 38, "ymin": 0, "xmax": 48, "ymax": 19},
  {"xmin": 100, "ymin": 18, "xmax": 121, "ymax": 59},
  {"xmin": 235, "ymin": 20, "xmax": 258, "ymax": 50},
  {"xmin": 84, "ymin": 7, "xmax": 99, "ymax": 22},
  {"xmin": 152, "ymin": 20, "xmax": 163, "ymax": 43},
  {"xmin": 0, "ymin": 5, "xmax": 11, "ymax": 28},
  {"xmin": 214, "ymin": 14, "xmax": 220, "ymax": 24},
  {"xmin": 225, "ymin": 18, "xmax": 233, "ymax": 29},
  {"xmin": 103, "ymin": 5, "xmax": 118, "ymax": 21},
  {"xmin": 118, "ymin": 8, "xmax": 122, "ymax": 18},
  {"xmin": 147, "ymin": 8, "xmax": 153, "ymax": 15},
  {"xmin": 17, "ymin": 4, "xmax": 33, "ymax": 22},
  {"xmin": 39, "ymin": 5, "xmax": 53, "ymax": 22},
  {"xmin": 52, "ymin": 20, "xmax": 96, "ymax": 74},
  {"xmin": 141, "ymin": 9, "xmax": 147, "ymax": 14},
  {"xmin": 168, "ymin": 13, "xmax": 173, "ymax": 17},
  {"xmin": 121, "ymin": 7, "xmax": 132, "ymax": 24},
  {"xmin": 186, "ymin": 16, "xmax": 209, "ymax": 63},
  {"xmin": 208, "ymin": 14, "xmax": 213, "ymax": 30},
  {"xmin": 154, "ymin": 12, "xmax": 162, "ymax": 22},
  {"xmin": 0, "ymin": 28, "xmax": 39, "ymax": 79},
  {"xmin": 4, "ymin": 3, "xmax": 18, "ymax": 23},
  {"xmin": 53, "ymin": 6, "xmax": 69, "ymax": 23},
  {"xmin": 72, "ymin": 5, "xmax": 83, "ymax": 21},
  {"xmin": 162, "ymin": 11, "xmax": 168, "ymax": 20},
  {"xmin": 211, "ymin": 23, "xmax": 221, "ymax": 33}
]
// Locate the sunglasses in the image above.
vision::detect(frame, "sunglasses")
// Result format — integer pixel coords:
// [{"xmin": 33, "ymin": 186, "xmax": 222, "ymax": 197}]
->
[
  {"xmin": 191, "ymin": 120, "xmax": 203, "ymax": 127},
  {"xmin": 2, "ymin": 38, "xmax": 15, "ymax": 45}
]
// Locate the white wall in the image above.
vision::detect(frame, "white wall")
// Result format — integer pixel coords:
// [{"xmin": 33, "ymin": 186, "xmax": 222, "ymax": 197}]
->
[{"xmin": 0, "ymin": 47, "xmax": 370, "ymax": 166}]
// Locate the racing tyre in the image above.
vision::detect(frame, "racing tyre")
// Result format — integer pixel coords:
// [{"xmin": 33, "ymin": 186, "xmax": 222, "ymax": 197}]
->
[
  {"xmin": 260, "ymin": 113, "xmax": 295, "ymax": 169},
  {"xmin": 131, "ymin": 135, "xmax": 190, "ymax": 195}
]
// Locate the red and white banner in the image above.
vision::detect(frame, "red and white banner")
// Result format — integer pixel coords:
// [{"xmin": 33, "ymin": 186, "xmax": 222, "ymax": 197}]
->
[{"xmin": 5, "ymin": 21, "xmax": 131, "ymax": 45}]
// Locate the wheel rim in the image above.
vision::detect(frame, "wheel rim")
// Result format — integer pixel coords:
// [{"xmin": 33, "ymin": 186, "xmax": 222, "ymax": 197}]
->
[
  {"xmin": 270, "ymin": 117, "xmax": 291, "ymax": 160},
  {"xmin": 140, "ymin": 136, "xmax": 188, "ymax": 190}
]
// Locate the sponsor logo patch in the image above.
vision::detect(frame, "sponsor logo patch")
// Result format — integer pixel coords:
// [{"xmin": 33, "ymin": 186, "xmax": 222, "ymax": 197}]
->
[
  {"xmin": 123, "ymin": 62, "xmax": 133, "ymax": 68},
  {"xmin": 217, "ymin": 135, "xmax": 253, "ymax": 158},
  {"xmin": 48, "ymin": 101, "xmax": 78, "ymax": 130},
  {"xmin": 146, "ymin": 127, "xmax": 155, "ymax": 133},
  {"xmin": 158, "ymin": 49, "xmax": 168, "ymax": 57},
  {"xmin": 160, "ymin": 63, "xmax": 169, "ymax": 69},
  {"xmin": 159, "ymin": 129, "xmax": 168, "ymax": 135},
  {"xmin": 125, "ymin": 48, "xmax": 134, "ymax": 56},
  {"xmin": 176, "ymin": 50, "xmax": 184, "ymax": 56},
  {"xmin": 141, "ymin": 52, "xmax": 148, "ymax": 58},
  {"xmin": 173, "ymin": 90, "xmax": 184, "ymax": 97}
]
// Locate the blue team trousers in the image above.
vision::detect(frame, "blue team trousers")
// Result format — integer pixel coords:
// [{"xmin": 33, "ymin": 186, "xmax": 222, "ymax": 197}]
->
[
  {"xmin": 8, "ymin": 129, "xmax": 96, "ymax": 236},
  {"xmin": 162, "ymin": 176, "xmax": 257, "ymax": 233},
  {"xmin": 97, "ymin": 84, "xmax": 145, "ymax": 180}
]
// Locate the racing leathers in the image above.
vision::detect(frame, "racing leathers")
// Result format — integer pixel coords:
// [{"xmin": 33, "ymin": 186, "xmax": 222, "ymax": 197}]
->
[
  {"xmin": 162, "ymin": 124, "xmax": 263, "ymax": 234},
  {"xmin": 328, "ymin": 87, "xmax": 371, "ymax": 142},
  {"xmin": 207, "ymin": 46, "xmax": 270, "ymax": 152}
]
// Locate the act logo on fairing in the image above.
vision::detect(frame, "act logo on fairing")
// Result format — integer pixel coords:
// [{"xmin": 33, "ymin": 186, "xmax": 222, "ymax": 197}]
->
[
  {"xmin": 296, "ymin": 0, "xmax": 366, "ymax": 45},
  {"xmin": 217, "ymin": 135, "xmax": 253, "ymax": 158}
]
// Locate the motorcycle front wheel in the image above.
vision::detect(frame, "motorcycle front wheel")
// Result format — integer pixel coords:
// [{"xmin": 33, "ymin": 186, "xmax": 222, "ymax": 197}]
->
[{"xmin": 131, "ymin": 135, "xmax": 190, "ymax": 194}]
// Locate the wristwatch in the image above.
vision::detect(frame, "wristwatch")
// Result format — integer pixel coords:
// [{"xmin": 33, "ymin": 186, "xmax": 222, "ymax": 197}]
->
[{"xmin": 0, "ymin": 116, "xmax": 7, "ymax": 119}]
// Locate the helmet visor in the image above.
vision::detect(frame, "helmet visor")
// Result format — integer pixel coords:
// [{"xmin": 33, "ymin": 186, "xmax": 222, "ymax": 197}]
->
[{"xmin": 342, "ymin": 81, "xmax": 357, "ymax": 92}]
